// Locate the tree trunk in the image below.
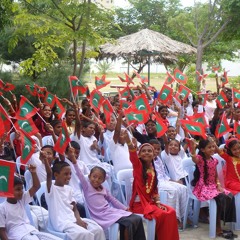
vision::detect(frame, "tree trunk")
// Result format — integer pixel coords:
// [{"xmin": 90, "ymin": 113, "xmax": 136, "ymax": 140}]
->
[
  {"xmin": 196, "ymin": 41, "xmax": 204, "ymax": 89},
  {"xmin": 72, "ymin": 39, "xmax": 77, "ymax": 76},
  {"xmin": 78, "ymin": 41, "xmax": 86, "ymax": 78}
]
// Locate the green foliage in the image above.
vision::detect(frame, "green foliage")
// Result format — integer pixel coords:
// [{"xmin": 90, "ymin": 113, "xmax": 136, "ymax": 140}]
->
[
  {"xmin": 95, "ymin": 61, "xmax": 113, "ymax": 75},
  {"xmin": 0, "ymin": 0, "xmax": 13, "ymax": 30}
]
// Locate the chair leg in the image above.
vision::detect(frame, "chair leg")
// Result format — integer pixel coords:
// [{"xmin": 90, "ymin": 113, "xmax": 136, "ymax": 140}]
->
[
  {"xmin": 209, "ymin": 199, "xmax": 217, "ymax": 238},
  {"xmin": 192, "ymin": 200, "xmax": 201, "ymax": 226},
  {"xmin": 234, "ymin": 193, "xmax": 240, "ymax": 230},
  {"xmin": 146, "ymin": 219, "xmax": 156, "ymax": 240}
]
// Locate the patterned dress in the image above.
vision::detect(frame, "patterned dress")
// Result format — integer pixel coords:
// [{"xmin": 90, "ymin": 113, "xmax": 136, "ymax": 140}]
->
[{"xmin": 193, "ymin": 155, "xmax": 229, "ymax": 201}]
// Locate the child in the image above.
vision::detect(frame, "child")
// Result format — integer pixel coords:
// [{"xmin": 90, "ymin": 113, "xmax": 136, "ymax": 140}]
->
[
  {"xmin": 124, "ymin": 131, "xmax": 179, "ymax": 240},
  {"xmin": 43, "ymin": 155, "xmax": 105, "ymax": 240},
  {"xmin": 149, "ymin": 139, "xmax": 188, "ymax": 228},
  {"xmin": 218, "ymin": 138, "xmax": 240, "ymax": 195},
  {"xmin": 69, "ymin": 147, "xmax": 146, "ymax": 240},
  {"xmin": 161, "ymin": 138, "xmax": 188, "ymax": 184},
  {"xmin": 190, "ymin": 138, "xmax": 236, "ymax": 238},
  {"xmin": 0, "ymin": 166, "xmax": 61, "ymax": 240},
  {"xmin": 64, "ymin": 108, "xmax": 76, "ymax": 135}
]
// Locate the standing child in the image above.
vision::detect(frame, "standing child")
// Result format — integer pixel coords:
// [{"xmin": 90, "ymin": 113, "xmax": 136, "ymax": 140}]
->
[
  {"xmin": 124, "ymin": 131, "xmax": 179, "ymax": 240},
  {"xmin": 190, "ymin": 138, "xmax": 236, "ymax": 238},
  {"xmin": 69, "ymin": 147, "xmax": 146, "ymax": 240},
  {"xmin": 0, "ymin": 165, "xmax": 61, "ymax": 240},
  {"xmin": 43, "ymin": 154, "xmax": 105, "ymax": 240}
]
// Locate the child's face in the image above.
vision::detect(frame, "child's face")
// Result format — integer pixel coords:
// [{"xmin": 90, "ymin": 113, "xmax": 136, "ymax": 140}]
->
[
  {"xmin": 54, "ymin": 123, "xmax": 63, "ymax": 136},
  {"xmin": 183, "ymin": 100, "xmax": 189, "ymax": 108},
  {"xmin": 54, "ymin": 166, "xmax": 72, "ymax": 186},
  {"xmin": 152, "ymin": 144, "xmax": 161, "ymax": 158},
  {"xmin": 106, "ymin": 116, "xmax": 116, "ymax": 131},
  {"xmin": 66, "ymin": 111, "xmax": 75, "ymax": 123},
  {"xmin": 145, "ymin": 122, "xmax": 156, "ymax": 135},
  {"xmin": 230, "ymin": 143, "xmax": 240, "ymax": 158},
  {"xmin": 83, "ymin": 123, "xmax": 95, "ymax": 137},
  {"xmin": 167, "ymin": 127, "xmax": 176, "ymax": 140},
  {"xmin": 233, "ymin": 108, "xmax": 240, "ymax": 121},
  {"xmin": 42, "ymin": 147, "xmax": 55, "ymax": 163},
  {"xmin": 89, "ymin": 169, "xmax": 105, "ymax": 189},
  {"xmin": 41, "ymin": 105, "xmax": 52, "ymax": 118},
  {"xmin": 201, "ymin": 141, "xmax": 216, "ymax": 157},
  {"xmin": 139, "ymin": 145, "xmax": 154, "ymax": 163},
  {"xmin": 13, "ymin": 184, "xmax": 24, "ymax": 200},
  {"xmin": 169, "ymin": 140, "xmax": 180, "ymax": 155},
  {"xmin": 159, "ymin": 108, "xmax": 168, "ymax": 119}
]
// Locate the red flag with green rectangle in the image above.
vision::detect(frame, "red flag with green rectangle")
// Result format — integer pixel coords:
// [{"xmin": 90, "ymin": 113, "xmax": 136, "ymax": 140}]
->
[
  {"xmin": 124, "ymin": 108, "xmax": 149, "ymax": 125},
  {"xmin": 0, "ymin": 104, "xmax": 12, "ymax": 135},
  {"xmin": 164, "ymin": 72, "xmax": 175, "ymax": 85},
  {"xmin": 158, "ymin": 84, "xmax": 173, "ymax": 104},
  {"xmin": 53, "ymin": 121, "xmax": 70, "ymax": 155},
  {"xmin": 44, "ymin": 91, "xmax": 55, "ymax": 108},
  {"xmin": 134, "ymin": 71, "xmax": 148, "ymax": 84},
  {"xmin": 234, "ymin": 121, "xmax": 240, "ymax": 135},
  {"xmin": 180, "ymin": 119, "xmax": 207, "ymax": 139},
  {"xmin": 177, "ymin": 84, "xmax": 191, "ymax": 101},
  {"xmin": 154, "ymin": 113, "xmax": 168, "ymax": 137},
  {"xmin": 15, "ymin": 96, "xmax": 38, "ymax": 120},
  {"xmin": 95, "ymin": 75, "xmax": 111, "ymax": 90},
  {"xmin": 119, "ymin": 86, "xmax": 135, "ymax": 99},
  {"xmin": 102, "ymin": 99, "xmax": 114, "ymax": 123},
  {"xmin": 0, "ymin": 160, "xmax": 15, "ymax": 197},
  {"xmin": 90, "ymin": 89, "xmax": 104, "ymax": 113},
  {"xmin": 216, "ymin": 90, "xmax": 228, "ymax": 109},
  {"xmin": 120, "ymin": 100, "xmax": 131, "ymax": 109},
  {"xmin": 131, "ymin": 94, "xmax": 151, "ymax": 113},
  {"xmin": 3, "ymin": 83, "xmax": 15, "ymax": 92},
  {"xmin": 14, "ymin": 119, "xmax": 39, "ymax": 136},
  {"xmin": 197, "ymin": 92, "xmax": 208, "ymax": 106},
  {"xmin": 215, "ymin": 113, "xmax": 232, "ymax": 138},
  {"xmin": 232, "ymin": 88, "xmax": 240, "ymax": 103},
  {"xmin": 19, "ymin": 129, "xmax": 37, "ymax": 164},
  {"xmin": 221, "ymin": 71, "xmax": 229, "ymax": 86},
  {"xmin": 174, "ymin": 69, "xmax": 188, "ymax": 84},
  {"xmin": 25, "ymin": 85, "xmax": 38, "ymax": 97},
  {"xmin": 187, "ymin": 113, "xmax": 209, "ymax": 127},
  {"xmin": 54, "ymin": 96, "xmax": 65, "ymax": 119}
]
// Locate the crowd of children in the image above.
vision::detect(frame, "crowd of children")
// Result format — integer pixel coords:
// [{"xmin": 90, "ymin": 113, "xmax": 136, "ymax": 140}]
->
[{"xmin": 0, "ymin": 79, "xmax": 240, "ymax": 240}]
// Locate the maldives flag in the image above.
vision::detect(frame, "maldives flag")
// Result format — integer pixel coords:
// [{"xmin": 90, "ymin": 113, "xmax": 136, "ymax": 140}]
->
[
  {"xmin": 154, "ymin": 113, "xmax": 168, "ymax": 137},
  {"xmin": 25, "ymin": 85, "xmax": 38, "ymax": 97},
  {"xmin": 174, "ymin": 69, "xmax": 188, "ymax": 84},
  {"xmin": 54, "ymin": 96, "xmax": 65, "ymax": 119},
  {"xmin": 124, "ymin": 108, "xmax": 149, "ymax": 125},
  {"xmin": 234, "ymin": 121, "xmax": 240, "ymax": 135},
  {"xmin": 216, "ymin": 90, "xmax": 228, "ymax": 109},
  {"xmin": 119, "ymin": 86, "xmax": 135, "ymax": 99},
  {"xmin": 221, "ymin": 70, "xmax": 229, "ymax": 86},
  {"xmin": 34, "ymin": 84, "xmax": 45, "ymax": 97},
  {"xmin": 118, "ymin": 73, "xmax": 134, "ymax": 85},
  {"xmin": 95, "ymin": 75, "xmax": 111, "ymax": 90},
  {"xmin": 131, "ymin": 94, "xmax": 151, "ymax": 113},
  {"xmin": 90, "ymin": 89, "xmax": 104, "ymax": 113},
  {"xmin": 19, "ymin": 129, "xmax": 36, "ymax": 164},
  {"xmin": 164, "ymin": 72, "xmax": 175, "ymax": 85},
  {"xmin": 3, "ymin": 83, "xmax": 15, "ymax": 92},
  {"xmin": 53, "ymin": 122, "xmax": 70, "ymax": 155},
  {"xmin": 197, "ymin": 92, "xmax": 208, "ymax": 106},
  {"xmin": 180, "ymin": 119, "xmax": 207, "ymax": 139},
  {"xmin": 232, "ymin": 88, "xmax": 240, "ymax": 103},
  {"xmin": 120, "ymin": 100, "xmax": 131, "ymax": 109},
  {"xmin": 44, "ymin": 91, "xmax": 55, "ymax": 108},
  {"xmin": 134, "ymin": 71, "xmax": 148, "ymax": 84},
  {"xmin": 15, "ymin": 96, "xmax": 38, "ymax": 120},
  {"xmin": 0, "ymin": 160, "xmax": 15, "ymax": 197},
  {"xmin": 177, "ymin": 85, "xmax": 191, "ymax": 101},
  {"xmin": 196, "ymin": 71, "xmax": 208, "ymax": 82},
  {"xmin": 187, "ymin": 113, "xmax": 209, "ymax": 127},
  {"xmin": 212, "ymin": 66, "xmax": 220, "ymax": 72},
  {"xmin": 14, "ymin": 119, "xmax": 39, "ymax": 136},
  {"xmin": 69, "ymin": 76, "xmax": 86, "ymax": 97},
  {"xmin": 158, "ymin": 84, "xmax": 173, "ymax": 104},
  {"xmin": 0, "ymin": 104, "xmax": 12, "ymax": 135},
  {"xmin": 102, "ymin": 99, "xmax": 114, "ymax": 123},
  {"xmin": 85, "ymin": 86, "xmax": 90, "ymax": 99},
  {"xmin": 215, "ymin": 113, "xmax": 232, "ymax": 138}
]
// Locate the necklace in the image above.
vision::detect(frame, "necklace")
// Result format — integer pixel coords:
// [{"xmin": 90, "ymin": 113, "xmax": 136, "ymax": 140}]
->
[
  {"xmin": 232, "ymin": 157, "xmax": 240, "ymax": 181},
  {"xmin": 146, "ymin": 168, "xmax": 155, "ymax": 194}
]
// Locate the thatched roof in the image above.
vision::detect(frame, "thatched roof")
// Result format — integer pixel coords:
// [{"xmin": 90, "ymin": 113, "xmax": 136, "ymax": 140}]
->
[{"xmin": 99, "ymin": 29, "xmax": 196, "ymax": 63}]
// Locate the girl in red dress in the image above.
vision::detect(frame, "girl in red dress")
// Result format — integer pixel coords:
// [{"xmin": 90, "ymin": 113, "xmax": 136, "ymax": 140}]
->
[{"xmin": 124, "ymin": 131, "xmax": 179, "ymax": 240}]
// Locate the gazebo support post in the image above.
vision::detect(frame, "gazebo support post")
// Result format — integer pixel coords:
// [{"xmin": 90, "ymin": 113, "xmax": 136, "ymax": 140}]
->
[
  {"xmin": 148, "ymin": 56, "xmax": 151, "ymax": 85},
  {"xmin": 127, "ymin": 58, "xmax": 130, "ymax": 75}
]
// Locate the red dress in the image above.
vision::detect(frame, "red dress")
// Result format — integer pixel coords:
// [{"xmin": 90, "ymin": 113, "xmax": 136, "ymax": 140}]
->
[
  {"xmin": 129, "ymin": 149, "xmax": 179, "ymax": 240},
  {"xmin": 220, "ymin": 152, "xmax": 240, "ymax": 195}
]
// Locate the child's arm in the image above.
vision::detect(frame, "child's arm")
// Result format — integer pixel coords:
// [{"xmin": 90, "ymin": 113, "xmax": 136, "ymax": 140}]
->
[
  {"xmin": 41, "ymin": 151, "xmax": 52, "ymax": 193},
  {"xmin": 113, "ymin": 111, "xmax": 123, "ymax": 144},
  {"xmin": 0, "ymin": 228, "xmax": 8, "ymax": 240},
  {"xmin": 73, "ymin": 103, "xmax": 81, "ymax": 139},
  {"xmin": 216, "ymin": 170, "xmax": 224, "ymax": 193},
  {"xmin": 162, "ymin": 134, "xmax": 169, "ymax": 154},
  {"xmin": 28, "ymin": 164, "xmax": 40, "ymax": 197},
  {"xmin": 72, "ymin": 202, "xmax": 87, "ymax": 229},
  {"xmin": 105, "ymin": 189, "xmax": 128, "ymax": 210},
  {"xmin": 189, "ymin": 139, "xmax": 199, "ymax": 164}
]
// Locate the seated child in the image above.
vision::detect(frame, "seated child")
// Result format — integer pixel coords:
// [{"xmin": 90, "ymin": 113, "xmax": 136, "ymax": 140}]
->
[
  {"xmin": 43, "ymin": 155, "xmax": 105, "ymax": 240},
  {"xmin": 0, "ymin": 166, "xmax": 61, "ymax": 240},
  {"xmin": 68, "ymin": 147, "xmax": 146, "ymax": 240}
]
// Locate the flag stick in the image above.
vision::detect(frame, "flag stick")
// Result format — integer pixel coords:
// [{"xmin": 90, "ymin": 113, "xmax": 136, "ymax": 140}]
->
[
  {"xmin": 68, "ymin": 76, "xmax": 76, "ymax": 104},
  {"xmin": 36, "ymin": 112, "xmax": 47, "ymax": 124}
]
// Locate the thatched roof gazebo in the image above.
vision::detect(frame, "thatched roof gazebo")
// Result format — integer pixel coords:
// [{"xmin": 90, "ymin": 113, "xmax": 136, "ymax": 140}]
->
[{"xmin": 99, "ymin": 28, "xmax": 197, "ymax": 83}]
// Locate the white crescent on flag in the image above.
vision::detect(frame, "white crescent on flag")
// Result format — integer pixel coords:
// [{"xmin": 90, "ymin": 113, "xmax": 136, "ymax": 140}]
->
[
  {"xmin": 21, "ymin": 122, "xmax": 29, "ymax": 129},
  {"xmin": 138, "ymin": 105, "xmax": 145, "ymax": 110},
  {"xmin": 92, "ymin": 98, "xmax": 98, "ymax": 105},
  {"xmin": 0, "ymin": 176, "xmax": 7, "ymax": 182},
  {"xmin": 24, "ymin": 145, "xmax": 30, "ymax": 152},
  {"xmin": 22, "ymin": 107, "xmax": 29, "ymax": 113}
]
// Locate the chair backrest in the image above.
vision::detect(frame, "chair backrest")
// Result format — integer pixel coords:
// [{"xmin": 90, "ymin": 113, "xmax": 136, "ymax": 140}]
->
[
  {"xmin": 181, "ymin": 157, "xmax": 195, "ymax": 189},
  {"xmin": 15, "ymin": 156, "xmax": 21, "ymax": 174},
  {"xmin": 116, "ymin": 169, "xmax": 133, "ymax": 206},
  {"xmin": 35, "ymin": 181, "xmax": 46, "ymax": 207},
  {"xmin": 214, "ymin": 154, "xmax": 226, "ymax": 188},
  {"xmin": 24, "ymin": 170, "xmax": 33, "ymax": 190}
]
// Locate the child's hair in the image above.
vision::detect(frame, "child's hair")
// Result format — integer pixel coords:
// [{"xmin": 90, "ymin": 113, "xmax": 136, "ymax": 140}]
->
[
  {"xmin": 225, "ymin": 138, "xmax": 239, "ymax": 157},
  {"xmin": 66, "ymin": 141, "xmax": 80, "ymax": 152},
  {"xmin": 50, "ymin": 119, "xmax": 62, "ymax": 128},
  {"xmin": 65, "ymin": 108, "xmax": 75, "ymax": 116},
  {"xmin": 90, "ymin": 166, "xmax": 106, "ymax": 179},
  {"xmin": 158, "ymin": 105, "xmax": 168, "ymax": 112},
  {"xmin": 148, "ymin": 139, "xmax": 160, "ymax": 145},
  {"xmin": 14, "ymin": 175, "xmax": 23, "ymax": 186},
  {"xmin": 52, "ymin": 161, "xmax": 70, "ymax": 174},
  {"xmin": 41, "ymin": 145, "xmax": 56, "ymax": 156},
  {"xmin": 81, "ymin": 120, "xmax": 96, "ymax": 128},
  {"xmin": 191, "ymin": 138, "xmax": 212, "ymax": 186}
]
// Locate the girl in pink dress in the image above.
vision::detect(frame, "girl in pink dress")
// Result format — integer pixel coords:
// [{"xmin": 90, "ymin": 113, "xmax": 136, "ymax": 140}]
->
[{"xmin": 190, "ymin": 138, "xmax": 236, "ymax": 238}]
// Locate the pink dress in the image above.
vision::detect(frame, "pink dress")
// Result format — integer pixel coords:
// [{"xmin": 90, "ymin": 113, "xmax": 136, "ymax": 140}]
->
[{"xmin": 193, "ymin": 156, "xmax": 229, "ymax": 201}]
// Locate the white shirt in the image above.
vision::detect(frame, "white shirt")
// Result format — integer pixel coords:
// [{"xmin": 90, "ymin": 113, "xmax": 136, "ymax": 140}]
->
[
  {"xmin": 0, "ymin": 191, "xmax": 36, "ymax": 240},
  {"xmin": 205, "ymin": 100, "xmax": 217, "ymax": 121}
]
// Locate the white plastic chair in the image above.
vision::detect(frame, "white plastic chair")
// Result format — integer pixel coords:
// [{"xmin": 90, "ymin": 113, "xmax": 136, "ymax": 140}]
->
[
  {"xmin": 9, "ymin": 132, "xmax": 17, "ymax": 159},
  {"xmin": 24, "ymin": 170, "xmax": 32, "ymax": 190},
  {"xmin": 35, "ymin": 181, "xmax": 69, "ymax": 240},
  {"xmin": 15, "ymin": 156, "xmax": 22, "ymax": 174},
  {"xmin": 182, "ymin": 157, "xmax": 217, "ymax": 238},
  {"xmin": 117, "ymin": 169, "xmax": 156, "ymax": 240}
]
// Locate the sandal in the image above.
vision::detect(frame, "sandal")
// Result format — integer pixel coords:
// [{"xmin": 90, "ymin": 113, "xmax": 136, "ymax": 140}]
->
[
  {"xmin": 223, "ymin": 230, "xmax": 238, "ymax": 238},
  {"xmin": 217, "ymin": 231, "xmax": 234, "ymax": 239}
]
